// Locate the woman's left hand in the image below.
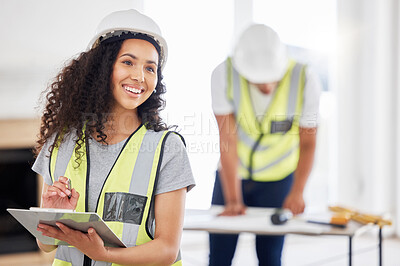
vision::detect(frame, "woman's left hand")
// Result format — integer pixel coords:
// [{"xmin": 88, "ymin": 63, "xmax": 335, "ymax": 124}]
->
[{"xmin": 37, "ymin": 223, "xmax": 108, "ymax": 261}]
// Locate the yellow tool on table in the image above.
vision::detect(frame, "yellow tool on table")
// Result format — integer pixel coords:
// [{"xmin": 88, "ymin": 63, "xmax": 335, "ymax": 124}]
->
[{"xmin": 329, "ymin": 205, "xmax": 392, "ymax": 227}]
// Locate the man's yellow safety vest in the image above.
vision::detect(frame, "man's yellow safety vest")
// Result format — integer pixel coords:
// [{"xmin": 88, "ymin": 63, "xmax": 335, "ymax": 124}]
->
[
  {"xmin": 49, "ymin": 125, "xmax": 182, "ymax": 266},
  {"xmin": 226, "ymin": 57, "xmax": 306, "ymax": 182}
]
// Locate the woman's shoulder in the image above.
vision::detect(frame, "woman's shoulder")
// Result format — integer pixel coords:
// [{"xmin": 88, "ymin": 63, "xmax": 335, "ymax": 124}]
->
[
  {"xmin": 32, "ymin": 130, "xmax": 76, "ymax": 171},
  {"xmin": 54, "ymin": 130, "xmax": 80, "ymax": 146},
  {"xmin": 40, "ymin": 130, "xmax": 81, "ymax": 158},
  {"xmin": 165, "ymin": 131, "xmax": 185, "ymax": 148},
  {"xmin": 146, "ymin": 129, "xmax": 185, "ymax": 144},
  {"xmin": 145, "ymin": 129, "xmax": 187, "ymax": 155}
]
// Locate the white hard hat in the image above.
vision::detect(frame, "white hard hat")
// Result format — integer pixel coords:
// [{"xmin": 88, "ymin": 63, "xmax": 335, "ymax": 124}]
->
[
  {"xmin": 232, "ymin": 24, "xmax": 289, "ymax": 83},
  {"xmin": 88, "ymin": 9, "xmax": 168, "ymax": 70}
]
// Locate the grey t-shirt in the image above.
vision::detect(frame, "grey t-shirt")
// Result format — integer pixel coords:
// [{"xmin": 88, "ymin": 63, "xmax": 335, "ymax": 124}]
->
[{"xmin": 32, "ymin": 130, "xmax": 195, "ymax": 212}]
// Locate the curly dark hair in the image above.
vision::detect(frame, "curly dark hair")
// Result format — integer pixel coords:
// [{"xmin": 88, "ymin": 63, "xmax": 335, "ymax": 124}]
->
[{"xmin": 35, "ymin": 37, "xmax": 170, "ymax": 162}]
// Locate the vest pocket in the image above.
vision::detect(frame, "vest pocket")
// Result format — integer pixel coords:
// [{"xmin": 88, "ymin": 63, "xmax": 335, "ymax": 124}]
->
[
  {"xmin": 103, "ymin": 192, "xmax": 147, "ymax": 225},
  {"xmin": 270, "ymin": 120, "xmax": 293, "ymax": 134}
]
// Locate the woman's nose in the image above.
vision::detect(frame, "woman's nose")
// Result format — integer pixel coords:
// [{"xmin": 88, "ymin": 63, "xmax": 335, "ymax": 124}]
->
[{"xmin": 130, "ymin": 68, "xmax": 144, "ymax": 83}]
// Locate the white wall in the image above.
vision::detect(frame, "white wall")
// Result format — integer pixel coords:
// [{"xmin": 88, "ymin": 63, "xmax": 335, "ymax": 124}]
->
[
  {"xmin": 336, "ymin": 0, "xmax": 399, "ymax": 235},
  {"xmin": 0, "ymin": 0, "xmax": 140, "ymax": 119}
]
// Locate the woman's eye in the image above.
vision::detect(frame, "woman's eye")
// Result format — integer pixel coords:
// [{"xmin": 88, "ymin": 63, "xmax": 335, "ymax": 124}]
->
[
  {"xmin": 146, "ymin": 67, "xmax": 155, "ymax": 73},
  {"xmin": 122, "ymin": 60, "xmax": 132, "ymax": 66}
]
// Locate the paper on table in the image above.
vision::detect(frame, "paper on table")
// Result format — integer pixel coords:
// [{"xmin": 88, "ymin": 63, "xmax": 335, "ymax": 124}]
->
[{"xmin": 184, "ymin": 207, "xmax": 326, "ymax": 235}]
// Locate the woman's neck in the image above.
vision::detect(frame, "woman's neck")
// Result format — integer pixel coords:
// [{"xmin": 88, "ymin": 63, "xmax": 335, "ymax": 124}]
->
[{"xmin": 96, "ymin": 110, "xmax": 141, "ymax": 144}]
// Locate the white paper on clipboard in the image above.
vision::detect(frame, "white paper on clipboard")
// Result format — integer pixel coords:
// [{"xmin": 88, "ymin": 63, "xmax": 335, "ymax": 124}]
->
[{"xmin": 7, "ymin": 208, "xmax": 126, "ymax": 248}]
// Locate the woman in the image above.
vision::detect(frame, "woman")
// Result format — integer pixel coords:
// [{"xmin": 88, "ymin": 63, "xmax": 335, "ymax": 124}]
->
[{"xmin": 32, "ymin": 9, "xmax": 195, "ymax": 266}]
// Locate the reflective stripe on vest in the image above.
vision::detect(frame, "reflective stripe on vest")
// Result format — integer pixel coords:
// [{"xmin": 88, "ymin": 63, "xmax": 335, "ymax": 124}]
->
[
  {"xmin": 49, "ymin": 125, "xmax": 182, "ymax": 266},
  {"xmin": 226, "ymin": 57, "xmax": 305, "ymax": 182}
]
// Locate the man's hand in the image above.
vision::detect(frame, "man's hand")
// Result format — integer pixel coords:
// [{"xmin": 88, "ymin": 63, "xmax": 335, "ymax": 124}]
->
[
  {"xmin": 282, "ymin": 191, "xmax": 305, "ymax": 215},
  {"xmin": 219, "ymin": 202, "xmax": 247, "ymax": 216}
]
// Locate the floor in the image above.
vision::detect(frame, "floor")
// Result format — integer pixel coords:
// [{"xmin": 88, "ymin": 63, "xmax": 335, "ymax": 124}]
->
[{"xmin": 1, "ymin": 230, "xmax": 400, "ymax": 266}]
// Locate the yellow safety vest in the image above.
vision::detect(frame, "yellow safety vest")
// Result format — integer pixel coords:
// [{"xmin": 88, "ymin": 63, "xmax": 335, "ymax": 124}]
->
[
  {"xmin": 49, "ymin": 125, "xmax": 182, "ymax": 266},
  {"xmin": 226, "ymin": 57, "xmax": 306, "ymax": 182}
]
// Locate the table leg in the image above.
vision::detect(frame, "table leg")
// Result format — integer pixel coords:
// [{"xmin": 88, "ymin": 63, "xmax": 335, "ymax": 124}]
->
[
  {"xmin": 379, "ymin": 227, "xmax": 382, "ymax": 266},
  {"xmin": 349, "ymin": 235, "xmax": 353, "ymax": 266}
]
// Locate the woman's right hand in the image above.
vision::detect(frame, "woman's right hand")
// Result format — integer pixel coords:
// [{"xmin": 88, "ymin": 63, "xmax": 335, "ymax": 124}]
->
[{"xmin": 41, "ymin": 176, "xmax": 79, "ymax": 210}]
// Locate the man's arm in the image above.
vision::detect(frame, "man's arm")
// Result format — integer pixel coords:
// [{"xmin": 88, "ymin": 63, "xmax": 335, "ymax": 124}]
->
[
  {"xmin": 283, "ymin": 127, "xmax": 317, "ymax": 215},
  {"xmin": 215, "ymin": 114, "xmax": 246, "ymax": 216}
]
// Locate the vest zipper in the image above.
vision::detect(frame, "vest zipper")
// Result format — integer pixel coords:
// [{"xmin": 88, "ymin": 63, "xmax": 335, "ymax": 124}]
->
[{"xmin": 248, "ymin": 133, "xmax": 264, "ymax": 180}]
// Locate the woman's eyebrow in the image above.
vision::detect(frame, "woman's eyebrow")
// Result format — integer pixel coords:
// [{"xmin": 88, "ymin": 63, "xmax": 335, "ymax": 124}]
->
[{"xmin": 120, "ymin": 53, "xmax": 158, "ymax": 66}]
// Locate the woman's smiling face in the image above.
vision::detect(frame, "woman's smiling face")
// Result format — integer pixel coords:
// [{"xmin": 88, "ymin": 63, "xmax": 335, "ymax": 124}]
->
[{"xmin": 111, "ymin": 38, "xmax": 159, "ymax": 115}]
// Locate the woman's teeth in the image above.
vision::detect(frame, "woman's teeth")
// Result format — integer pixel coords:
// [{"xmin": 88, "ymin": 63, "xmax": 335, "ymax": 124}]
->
[{"xmin": 124, "ymin": 86, "xmax": 142, "ymax": 94}]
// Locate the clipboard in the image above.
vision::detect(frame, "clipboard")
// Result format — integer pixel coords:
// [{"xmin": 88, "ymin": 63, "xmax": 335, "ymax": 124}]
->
[{"xmin": 7, "ymin": 208, "xmax": 126, "ymax": 248}]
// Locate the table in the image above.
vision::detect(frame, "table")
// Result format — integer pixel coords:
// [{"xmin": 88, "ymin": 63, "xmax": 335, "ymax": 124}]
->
[{"xmin": 183, "ymin": 206, "xmax": 381, "ymax": 266}]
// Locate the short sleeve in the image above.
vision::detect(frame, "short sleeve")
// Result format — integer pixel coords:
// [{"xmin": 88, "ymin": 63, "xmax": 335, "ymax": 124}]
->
[
  {"xmin": 32, "ymin": 134, "xmax": 57, "ymax": 186},
  {"xmin": 299, "ymin": 68, "xmax": 322, "ymax": 128},
  {"xmin": 155, "ymin": 133, "xmax": 196, "ymax": 195},
  {"xmin": 211, "ymin": 61, "xmax": 235, "ymax": 115}
]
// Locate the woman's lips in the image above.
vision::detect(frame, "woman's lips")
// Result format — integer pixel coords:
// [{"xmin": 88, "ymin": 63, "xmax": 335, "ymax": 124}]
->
[{"xmin": 123, "ymin": 84, "xmax": 144, "ymax": 95}]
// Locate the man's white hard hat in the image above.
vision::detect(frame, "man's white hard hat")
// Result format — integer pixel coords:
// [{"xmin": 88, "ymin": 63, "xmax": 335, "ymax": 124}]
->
[
  {"xmin": 88, "ymin": 9, "xmax": 168, "ymax": 70},
  {"xmin": 232, "ymin": 24, "xmax": 289, "ymax": 83}
]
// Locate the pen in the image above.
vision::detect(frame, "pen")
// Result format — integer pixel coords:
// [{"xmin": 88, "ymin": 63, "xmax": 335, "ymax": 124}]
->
[
  {"xmin": 67, "ymin": 179, "xmax": 72, "ymax": 199},
  {"xmin": 307, "ymin": 220, "xmax": 347, "ymax": 228}
]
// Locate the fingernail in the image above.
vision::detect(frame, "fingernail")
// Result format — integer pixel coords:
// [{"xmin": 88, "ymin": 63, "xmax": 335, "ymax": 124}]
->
[
  {"xmin": 65, "ymin": 189, "xmax": 71, "ymax": 195},
  {"xmin": 60, "ymin": 192, "xmax": 66, "ymax": 197}
]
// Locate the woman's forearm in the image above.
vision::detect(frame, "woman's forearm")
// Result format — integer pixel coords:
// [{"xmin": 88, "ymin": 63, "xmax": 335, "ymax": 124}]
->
[
  {"xmin": 37, "ymin": 238, "xmax": 57, "ymax": 253},
  {"xmin": 103, "ymin": 238, "xmax": 179, "ymax": 266}
]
